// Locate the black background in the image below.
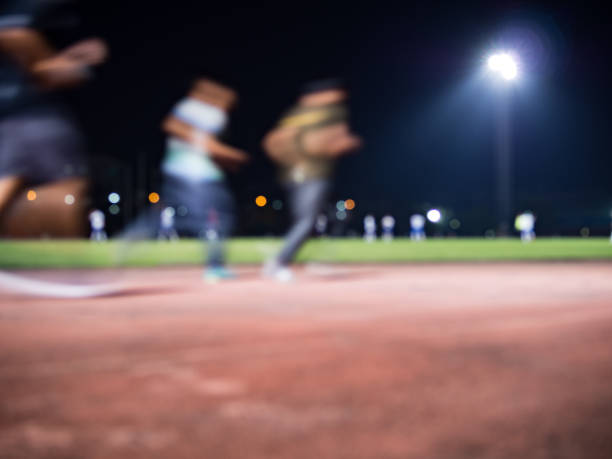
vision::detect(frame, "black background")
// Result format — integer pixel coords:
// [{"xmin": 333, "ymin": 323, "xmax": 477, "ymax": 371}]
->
[{"xmin": 64, "ymin": 1, "xmax": 612, "ymax": 236}]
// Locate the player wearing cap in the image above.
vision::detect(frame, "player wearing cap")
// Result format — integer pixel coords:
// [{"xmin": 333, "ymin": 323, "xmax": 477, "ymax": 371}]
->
[{"xmin": 262, "ymin": 79, "xmax": 361, "ymax": 281}]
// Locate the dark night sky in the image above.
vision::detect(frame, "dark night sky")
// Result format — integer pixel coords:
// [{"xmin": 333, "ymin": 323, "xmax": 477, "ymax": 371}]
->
[{"xmin": 67, "ymin": 1, "xmax": 611, "ymax": 235}]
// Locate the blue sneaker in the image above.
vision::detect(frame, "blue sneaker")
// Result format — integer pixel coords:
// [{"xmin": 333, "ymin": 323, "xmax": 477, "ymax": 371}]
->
[{"xmin": 203, "ymin": 266, "xmax": 237, "ymax": 283}]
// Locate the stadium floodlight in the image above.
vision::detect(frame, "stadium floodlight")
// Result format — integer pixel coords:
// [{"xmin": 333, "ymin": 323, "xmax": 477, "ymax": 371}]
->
[
  {"xmin": 426, "ymin": 209, "xmax": 441, "ymax": 223},
  {"xmin": 486, "ymin": 50, "xmax": 520, "ymax": 235},
  {"xmin": 487, "ymin": 52, "xmax": 518, "ymax": 81}
]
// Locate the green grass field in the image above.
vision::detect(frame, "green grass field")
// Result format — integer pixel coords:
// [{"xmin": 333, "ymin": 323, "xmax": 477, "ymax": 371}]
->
[{"xmin": 0, "ymin": 238, "xmax": 611, "ymax": 268}]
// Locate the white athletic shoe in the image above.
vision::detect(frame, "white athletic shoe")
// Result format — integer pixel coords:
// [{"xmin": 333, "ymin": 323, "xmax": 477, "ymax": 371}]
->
[
  {"xmin": 262, "ymin": 260, "xmax": 294, "ymax": 282},
  {"xmin": 273, "ymin": 267, "xmax": 294, "ymax": 282}
]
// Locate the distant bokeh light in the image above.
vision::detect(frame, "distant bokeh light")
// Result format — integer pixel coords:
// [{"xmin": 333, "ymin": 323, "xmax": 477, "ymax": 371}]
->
[
  {"xmin": 345, "ymin": 199, "xmax": 355, "ymax": 210},
  {"xmin": 148, "ymin": 192, "xmax": 160, "ymax": 204},
  {"xmin": 26, "ymin": 190, "xmax": 37, "ymax": 201},
  {"xmin": 108, "ymin": 192, "xmax": 120, "ymax": 204},
  {"xmin": 255, "ymin": 195, "xmax": 267, "ymax": 207}
]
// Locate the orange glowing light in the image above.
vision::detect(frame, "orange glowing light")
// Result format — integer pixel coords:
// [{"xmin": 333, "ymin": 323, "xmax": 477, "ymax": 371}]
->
[
  {"xmin": 345, "ymin": 199, "xmax": 355, "ymax": 210},
  {"xmin": 26, "ymin": 190, "xmax": 37, "ymax": 201},
  {"xmin": 255, "ymin": 195, "xmax": 267, "ymax": 207},
  {"xmin": 148, "ymin": 192, "xmax": 160, "ymax": 204}
]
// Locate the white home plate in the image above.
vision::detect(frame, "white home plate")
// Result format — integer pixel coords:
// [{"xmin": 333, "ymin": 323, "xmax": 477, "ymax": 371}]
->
[{"xmin": 0, "ymin": 271, "xmax": 126, "ymax": 298}]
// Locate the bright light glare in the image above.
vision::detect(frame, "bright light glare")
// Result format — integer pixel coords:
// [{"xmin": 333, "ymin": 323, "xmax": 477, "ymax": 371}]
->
[
  {"xmin": 427, "ymin": 209, "xmax": 441, "ymax": 223},
  {"xmin": 487, "ymin": 52, "xmax": 518, "ymax": 81}
]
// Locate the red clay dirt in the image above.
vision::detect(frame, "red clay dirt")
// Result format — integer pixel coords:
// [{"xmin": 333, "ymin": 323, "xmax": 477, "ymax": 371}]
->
[{"xmin": 1, "ymin": 262, "xmax": 612, "ymax": 458}]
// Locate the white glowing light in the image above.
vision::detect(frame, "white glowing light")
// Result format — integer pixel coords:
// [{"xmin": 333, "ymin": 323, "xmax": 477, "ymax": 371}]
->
[
  {"xmin": 108, "ymin": 192, "xmax": 120, "ymax": 204},
  {"xmin": 426, "ymin": 209, "xmax": 441, "ymax": 223},
  {"xmin": 487, "ymin": 54, "xmax": 502, "ymax": 71},
  {"xmin": 487, "ymin": 52, "xmax": 519, "ymax": 81},
  {"xmin": 64, "ymin": 194, "xmax": 75, "ymax": 205}
]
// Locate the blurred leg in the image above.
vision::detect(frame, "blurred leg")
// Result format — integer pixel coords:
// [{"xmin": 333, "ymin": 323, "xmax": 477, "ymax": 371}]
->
[
  {"xmin": 276, "ymin": 179, "xmax": 329, "ymax": 266},
  {"xmin": 1, "ymin": 177, "xmax": 90, "ymax": 237},
  {"xmin": 203, "ymin": 182, "xmax": 235, "ymax": 268},
  {"xmin": 0, "ymin": 176, "xmax": 23, "ymax": 216}
]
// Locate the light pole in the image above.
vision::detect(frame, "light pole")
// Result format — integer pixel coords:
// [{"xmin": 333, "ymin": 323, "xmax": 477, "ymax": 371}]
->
[{"xmin": 487, "ymin": 52, "xmax": 519, "ymax": 236}]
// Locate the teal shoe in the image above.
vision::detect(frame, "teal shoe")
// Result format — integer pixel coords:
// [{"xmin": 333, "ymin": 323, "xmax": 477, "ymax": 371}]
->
[{"xmin": 203, "ymin": 267, "xmax": 237, "ymax": 283}]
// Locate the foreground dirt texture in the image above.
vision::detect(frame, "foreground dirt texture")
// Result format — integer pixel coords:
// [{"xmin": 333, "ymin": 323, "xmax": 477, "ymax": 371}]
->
[{"xmin": 1, "ymin": 263, "xmax": 612, "ymax": 459}]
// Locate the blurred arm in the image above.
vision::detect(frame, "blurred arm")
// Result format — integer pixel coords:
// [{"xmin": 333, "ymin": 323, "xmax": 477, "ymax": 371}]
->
[
  {"xmin": 0, "ymin": 28, "xmax": 106, "ymax": 88},
  {"xmin": 162, "ymin": 116, "xmax": 249, "ymax": 166},
  {"xmin": 0, "ymin": 27, "xmax": 55, "ymax": 69},
  {"xmin": 299, "ymin": 123, "xmax": 362, "ymax": 157},
  {"xmin": 262, "ymin": 126, "xmax": 302, "ymax": 166}
]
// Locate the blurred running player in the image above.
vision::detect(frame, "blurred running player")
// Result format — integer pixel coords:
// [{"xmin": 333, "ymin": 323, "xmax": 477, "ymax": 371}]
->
[
  {"xmin": 122, "ymin": 78, "xmax": 248, "ymax": 281},
  {"xmin": 0, "ymin": 0, "xmax": 107, "ymax": 234},
  {"xmin": 163, "ymin": 78, "xmax": 248, "ymax": 280},
  {"xmin": 262, "ymin": 79, "xmax": 361, "ymax": 281}
]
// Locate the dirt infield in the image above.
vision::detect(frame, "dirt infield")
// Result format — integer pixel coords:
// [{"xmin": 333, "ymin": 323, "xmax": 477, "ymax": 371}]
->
[{"xmin": 1, "ymin": 263, "xmax": 612, "ymax": 458}]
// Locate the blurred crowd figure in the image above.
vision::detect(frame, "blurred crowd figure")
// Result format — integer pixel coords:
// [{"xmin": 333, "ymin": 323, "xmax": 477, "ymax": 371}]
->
[
  {"xmin": 121, "ymin": 78, "xmax": 248, "ymax": 281},
  {"xmin": 315, "ymin": 213, "xmax": 328, "ymax": 236},
  {"xmin": 88, "ymin": 208, "xmax": 106, "ymax": 241},
  {"xmin": 158, "ymin": 206, "xmax": 178, "ymax": 241},
  {"xmin": 515, "ymin": 211, "xmax": 536, "ymax": 243},
  {"xmin": 262, "ymin": 79, "xmax": 361, "ymax": 281},
  {"xmin": 363, "ymin": 214, "xmax": 376, "ymax": 242},
  {"xmin": 0, "ymin": 0, "xmax": 107, "ymax": 236},
  {"xmin": 410, "ymin": 214, "xmax": 426, "ymax": 241},
  {"xmin": 381, "ymin": 214, "xmax": 395, "ymax": 241}
]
